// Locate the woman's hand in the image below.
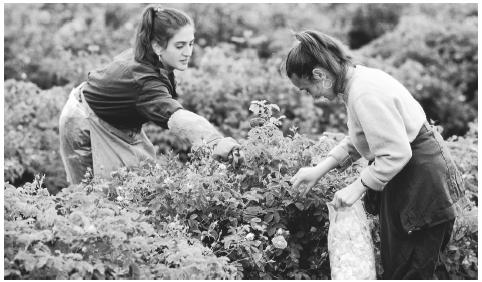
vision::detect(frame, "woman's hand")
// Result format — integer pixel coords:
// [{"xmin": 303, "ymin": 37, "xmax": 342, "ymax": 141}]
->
[
  {"xmin": 290, "ymin": 166, "xmax": 324, "ymax": 197},
  {"xmin": 332, "ymin": 179, "xmax": 368, "ymax": 210},
  {"xmin": 213, "ymin": 137, "xmax": 244, "ymax": 168}
]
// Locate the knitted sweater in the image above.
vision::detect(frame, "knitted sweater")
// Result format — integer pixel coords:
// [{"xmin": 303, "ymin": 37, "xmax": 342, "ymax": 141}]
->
[{"xmin": 328, "ymin": 65, "xmax": 426, "ymax": 191}]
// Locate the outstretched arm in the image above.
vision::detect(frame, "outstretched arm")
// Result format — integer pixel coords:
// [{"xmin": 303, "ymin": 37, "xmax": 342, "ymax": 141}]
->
[
  {"xmin": 135, "ymin": 80, "xmax": 241, "ymax": 162},
  {"xmin": 167, "ymin": 109, "xmax": 242, "ymax": 163},
  {"xmin": 167, "ymin": 109, "xmax": 223, "ymax": 147}
]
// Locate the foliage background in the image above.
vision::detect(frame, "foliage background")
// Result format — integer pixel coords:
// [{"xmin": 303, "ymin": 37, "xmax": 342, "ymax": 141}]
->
[{"xmin": 4, "ymin": 3, "xmax": 478, "ymax": 280}]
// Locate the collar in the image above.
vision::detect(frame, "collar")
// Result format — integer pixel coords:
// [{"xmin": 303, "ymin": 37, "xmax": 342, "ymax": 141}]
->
[{"xmin": 158, "ymin": 67, "xmax": 172, "ymax": 77}]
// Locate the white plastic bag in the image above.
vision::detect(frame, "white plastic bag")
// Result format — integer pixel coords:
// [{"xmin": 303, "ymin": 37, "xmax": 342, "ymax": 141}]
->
[{"xmin": 327, "ymin": 199, "xmax": 377, "ymax": 280}]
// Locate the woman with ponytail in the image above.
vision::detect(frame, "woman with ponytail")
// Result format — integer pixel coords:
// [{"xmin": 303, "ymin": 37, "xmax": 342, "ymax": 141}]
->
[
  {"xmin": 287, "ymin": 30, "xmax": 462, "ymax": 279},
  {"xmin": 59, "ymin": 5, "xmax": 242, "ymax": 184}
]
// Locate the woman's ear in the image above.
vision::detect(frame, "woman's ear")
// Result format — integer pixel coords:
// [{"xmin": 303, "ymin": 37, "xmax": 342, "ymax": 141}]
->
[
  {"xmin": 313, "ymin": 68, "xmax": 334, "ymax": 89},
  {"xmin": 151, "ymin": 41, "xmax": 163, "ymax": 55},
  {"xmin": 312, "ymin": 68, "xmax": 326, "ymax": 80}
]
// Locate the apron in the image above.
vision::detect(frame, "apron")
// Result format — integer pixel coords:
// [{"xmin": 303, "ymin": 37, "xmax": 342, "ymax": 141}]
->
[
  {"xmin": 59, "ymin": 83, "xmax": 156, "ymax": 184},
  {"xmin": 363, "ymin": 122, "xmax": 463, "ymax": 279}
]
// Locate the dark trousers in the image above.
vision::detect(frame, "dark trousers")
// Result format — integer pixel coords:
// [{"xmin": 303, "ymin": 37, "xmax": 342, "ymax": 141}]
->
[{"xmin": 380, "ymin": 217, "xmax": 454, "ymax": 279}]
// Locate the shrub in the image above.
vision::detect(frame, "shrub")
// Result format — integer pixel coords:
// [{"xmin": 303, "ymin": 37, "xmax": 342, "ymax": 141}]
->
[
  {"xmin": 90, "ymin": 101, "xmax": 360, "ymax": 279},
  {"xmin": 439, "ymin": 120, "xmax": 478, "ymax": 279},
  {"xmin": 4, "ymin": 80, "xmax": 71, "ymax": 193},
  {"xmin": 346, "ymin": 4, "xmax": 402, "ymax": 49},
  {"xmin": 358, "ymin": 6, "xmax": 477, "ymax": 137},
  {"xmin": 4, "ymin": 176, "xmax": 238, "ymax": 280},
  {"xmin": 4, "ymin": 101, "xmax": 478, "ymax": 279},
  {"xmin": 4, "ymin": 3, "xmax": 139, "ymax": 88}
]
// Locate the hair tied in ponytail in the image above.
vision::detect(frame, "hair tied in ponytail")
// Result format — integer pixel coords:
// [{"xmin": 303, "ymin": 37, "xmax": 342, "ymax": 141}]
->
[{"xmin": 284, "ymin": 29, "xmax": 354, "ymax": 94}]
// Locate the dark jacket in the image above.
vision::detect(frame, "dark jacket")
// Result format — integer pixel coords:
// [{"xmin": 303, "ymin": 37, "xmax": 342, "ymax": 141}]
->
[{"xmin": 82, "ymin": 48, "xmax": 183, "ymax": 129}]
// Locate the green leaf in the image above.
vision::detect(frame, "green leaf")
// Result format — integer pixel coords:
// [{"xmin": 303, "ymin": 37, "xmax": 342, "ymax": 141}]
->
[
  {"xmin": 267, "ymin": 226, "xmax": 277, "ymax": 236},
  {"xmin": 250, "ymin": 217, "xmax": 262, "ymax": 223},
  {"xmin": 266, "ymin": 193, "xmax": 275, "ymax": 206},
  {"xmin": 244, "ymin": 206, "xmax": 263, "ymax": 219},
  {"xmin": 264, "ymin": 213, "xmax": 274, "ymax": 223},
  {"xmin": 252, "ymin": 252, "xmax": 263, "ymax": 263},
  {"xmin": 282, "ymin": 199, "xmax": 293, "ymax": 206}
]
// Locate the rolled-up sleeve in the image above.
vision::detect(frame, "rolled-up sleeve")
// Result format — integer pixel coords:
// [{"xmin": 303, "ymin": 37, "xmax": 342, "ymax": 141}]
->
[
  {"xmin": 136, "ymin": 77, "xmax": 183, "ymax": 129},
  {"xmin": 353, "ymin": 94, "xmax": 412, "ymax": 191},
  {"xmin": 328, "ymin": 136, "xmax": 362, "ymax": 170}
]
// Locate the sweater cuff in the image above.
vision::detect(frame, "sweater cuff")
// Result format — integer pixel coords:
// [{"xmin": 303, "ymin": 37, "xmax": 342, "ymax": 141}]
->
[
  {"xmin": 328, "ymin": 146, "xmax": 352, "ymax": 169},
  {"xmin": 360, "ymin": 168, "xmax": 386, "ymax": 191}
]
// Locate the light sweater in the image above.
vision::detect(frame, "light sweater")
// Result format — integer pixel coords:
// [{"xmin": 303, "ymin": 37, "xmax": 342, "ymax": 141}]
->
[{"xmin": 328, "ymin": 65, "xmax": 426, "ymax": 191}]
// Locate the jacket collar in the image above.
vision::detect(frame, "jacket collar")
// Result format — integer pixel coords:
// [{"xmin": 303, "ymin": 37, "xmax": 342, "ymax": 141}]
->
[{"xmin": 158, "ymin": 67, "xmax": 178, "ymax": 99}]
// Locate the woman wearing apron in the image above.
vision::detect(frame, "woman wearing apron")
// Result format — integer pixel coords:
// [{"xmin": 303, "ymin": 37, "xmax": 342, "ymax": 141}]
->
[
  {"xmin": 287, "ymin": 30, "xmax": 463, "ymax": 279},
  {"xmin": 59, "ymin": 5, "xmax": 241, "ymax": 184}
]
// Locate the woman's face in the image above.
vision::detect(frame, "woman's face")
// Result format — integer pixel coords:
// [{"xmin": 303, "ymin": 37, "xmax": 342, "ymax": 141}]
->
[
  {"xmin": 158, "ymin": 25, "xmax": 195, "ymax": 71},
  {"xmin": 289, "ymin": 69, "xmax": 336, "ymax": 101}
]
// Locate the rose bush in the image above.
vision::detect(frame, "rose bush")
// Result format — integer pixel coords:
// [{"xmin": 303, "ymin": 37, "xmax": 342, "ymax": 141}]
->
[{"xmin": 6, "ymin": 101, "xmax": 476, "ymax": 279}]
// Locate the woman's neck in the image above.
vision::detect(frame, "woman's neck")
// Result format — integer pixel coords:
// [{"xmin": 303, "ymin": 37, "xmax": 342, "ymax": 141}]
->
[{"xmin": 339, "ymin": 66, "xmax": 357, "ymax": 103}]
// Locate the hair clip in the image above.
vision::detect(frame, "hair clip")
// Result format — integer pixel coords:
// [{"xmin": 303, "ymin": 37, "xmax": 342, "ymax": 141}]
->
[{"xmin": 154, "ymin": 6, "xmax": 163, "ymax": 14}]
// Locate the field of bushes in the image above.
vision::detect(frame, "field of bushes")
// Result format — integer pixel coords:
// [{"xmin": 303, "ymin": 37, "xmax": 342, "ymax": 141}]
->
[{"xmin": 4, "ymin": 3, "xmax": 478, "ymax": 279}]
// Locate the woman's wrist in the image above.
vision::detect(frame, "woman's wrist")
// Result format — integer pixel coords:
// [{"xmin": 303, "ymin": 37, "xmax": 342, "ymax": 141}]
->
[
  {"xmin": 314, "ymin": 164, "xmax": 328, "ymax": 180},
  {"xmin": 315, "ymin": 156, "xmax": 338, "ymax": 177}
]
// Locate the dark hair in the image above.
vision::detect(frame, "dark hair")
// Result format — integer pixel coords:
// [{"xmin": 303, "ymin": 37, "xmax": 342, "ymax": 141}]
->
[
  {"xmin": 135, "ymin": 5, "xmax": 193, "ymax": 67},
  {"xmin": 284, "ymin": 30, "xmax": 353, "ymax": 94}
]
